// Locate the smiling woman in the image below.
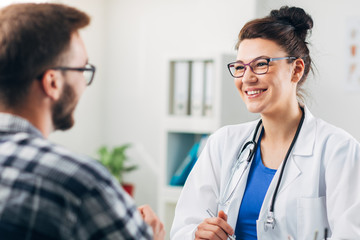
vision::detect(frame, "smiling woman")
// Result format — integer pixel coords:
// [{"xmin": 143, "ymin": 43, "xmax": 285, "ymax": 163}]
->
[
  {"xmin": 234, "ymin": 38, "xmax": 303, "ymax": 116},
  {"xmin": 171, "ymin": 5, "xmax": 360, "ymax": 240}
]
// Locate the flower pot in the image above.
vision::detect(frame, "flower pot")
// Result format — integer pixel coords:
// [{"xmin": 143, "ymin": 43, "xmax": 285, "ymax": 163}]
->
[{"xmin": 122, "ymin": 183, "xmax": 134, "ymax": 197}]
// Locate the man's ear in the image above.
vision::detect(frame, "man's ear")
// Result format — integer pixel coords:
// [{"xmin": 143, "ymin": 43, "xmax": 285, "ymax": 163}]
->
[
  {"xmin": 40, "ymin": 70, "xmax": 63, "ymax": 101},
  {"xmin": 291, "ymin": 58, "xmax": 305, "ymax": 83}
]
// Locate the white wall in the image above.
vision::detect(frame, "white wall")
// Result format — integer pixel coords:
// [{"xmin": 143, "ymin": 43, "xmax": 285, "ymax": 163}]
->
[{"xmin": 102, "ymin": 0, "xmax": 256, "ymax": 155}]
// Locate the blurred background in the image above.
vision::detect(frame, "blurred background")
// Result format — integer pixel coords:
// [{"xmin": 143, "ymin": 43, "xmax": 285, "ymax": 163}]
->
[{"xmin": 2, "ymin": 0, "xmax": 360, "ymax": 235}]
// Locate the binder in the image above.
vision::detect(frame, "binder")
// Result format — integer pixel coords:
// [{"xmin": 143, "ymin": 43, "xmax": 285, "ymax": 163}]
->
[
  {"xmin": 173, "ymin": 61, "xmax": 190, "ymax": 115},
  {"xmin": 169, "ymin": 135, "xmax": 209, "ymax": 186},
  {"xmin": 190, "ymin": 61, "xmax": 205, "ymax": 116},
  {"xmin": 170, "ymin": 142, "xmax": 199, "ymax": 186},
  {"xmin": 204, "ymin": 61, "xmax": 214, "ymax": 117}
]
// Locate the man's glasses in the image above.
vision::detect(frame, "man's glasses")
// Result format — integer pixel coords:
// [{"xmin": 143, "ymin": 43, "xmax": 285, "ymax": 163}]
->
[
  {"xmin": 51, "ymin": 63, "xmax": 96, "ymax": 86},
  {"xmin": 227, "ymin": 57, "xmax": 296, "ymax": 78}
]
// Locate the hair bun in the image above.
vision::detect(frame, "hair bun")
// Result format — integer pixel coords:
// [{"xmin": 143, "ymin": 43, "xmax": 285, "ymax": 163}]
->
[{"xmin": 270, "ymin": 6, "xmax": 313, "ymax": 40}]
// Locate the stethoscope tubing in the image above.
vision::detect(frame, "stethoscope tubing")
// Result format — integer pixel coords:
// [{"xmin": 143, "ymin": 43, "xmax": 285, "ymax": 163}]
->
[
  {"xmin": 268, "ymin": 107, "xmax": 305, "ymax": 213},
  {"xmin": 230, "ymin": 107, "xmax": 305, "ymax": 230},
  {"xmin": 221, "ymin": 120, "xmax": 264, "ymax": 205},
  {"xmin": 240, "ymin": 119, "xmax": 263, "ymax": 162}
]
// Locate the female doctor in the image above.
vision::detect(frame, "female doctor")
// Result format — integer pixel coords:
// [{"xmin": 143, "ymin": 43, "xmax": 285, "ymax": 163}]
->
[{"xmin": 171, "ymin": 6, "xmax": 360, "ymax": 240}]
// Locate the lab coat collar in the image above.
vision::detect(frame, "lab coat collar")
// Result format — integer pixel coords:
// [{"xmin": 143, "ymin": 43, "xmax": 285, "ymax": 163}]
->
[
  {"xmin": 245, "ymin": 106, "xmax": 315, "ymax": 156},
  {"xmin": 292, "ymin": 105, "xmax": 316, "ymax": 156}
]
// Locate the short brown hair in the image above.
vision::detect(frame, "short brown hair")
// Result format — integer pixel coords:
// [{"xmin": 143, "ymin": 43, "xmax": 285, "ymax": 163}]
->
[
  {"xmin": 236, "ymin": 6, "xmax": 313, "ymax": 102},
  {"xmin": 0, "ymin": 3, "xmax": 90, "ymax": 107}
]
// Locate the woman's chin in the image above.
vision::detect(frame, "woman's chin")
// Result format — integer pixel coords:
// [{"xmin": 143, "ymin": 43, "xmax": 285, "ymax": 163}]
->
[{"xmin": 245, "ymin": 104, "xmax": 262, "ymax": 114}]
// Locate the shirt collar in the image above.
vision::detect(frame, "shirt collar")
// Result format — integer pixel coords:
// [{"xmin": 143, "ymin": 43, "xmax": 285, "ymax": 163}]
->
[{"xmin": 0, "ymin": 113, "xmax": 44, "ymax": 138}]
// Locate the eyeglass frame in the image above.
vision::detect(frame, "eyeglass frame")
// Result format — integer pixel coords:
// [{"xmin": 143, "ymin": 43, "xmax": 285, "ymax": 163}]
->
[
  {"xmin": 227, "ymin": 56, "xmax": 297, "ymax": 78},
  {"xmin": 50, "ymin": 63, "xmax": 96, "ymax": 86}
]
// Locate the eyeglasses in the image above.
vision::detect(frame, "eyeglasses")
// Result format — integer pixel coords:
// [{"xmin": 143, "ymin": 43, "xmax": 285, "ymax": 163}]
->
[
  {"xmin": 227, "ymin": 57, "xmax": 296, "ymax": 78},
  {"xmin": 51, "ymin": 63, "xmax": 96, "ymax": 86}
]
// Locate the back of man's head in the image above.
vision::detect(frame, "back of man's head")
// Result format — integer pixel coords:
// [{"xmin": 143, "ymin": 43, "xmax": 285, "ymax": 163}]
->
[{"xmin": 0, "ymin": 3, "xmax": 90, "ymax": 108}]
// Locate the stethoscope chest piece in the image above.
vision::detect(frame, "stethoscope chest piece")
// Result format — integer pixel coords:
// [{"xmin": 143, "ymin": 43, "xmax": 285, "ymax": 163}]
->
[{"xmin": 264, "ymin": 211, "xmax": 276, "ymax": 231}]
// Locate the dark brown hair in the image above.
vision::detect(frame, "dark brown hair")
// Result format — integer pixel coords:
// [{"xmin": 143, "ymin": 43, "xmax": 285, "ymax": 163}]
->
[
  {"xmin": 236, "ymin": 6, "xmax": 313, "ymax": 102},
  {"xmin": 0, "ymin": 3, "xmax": 90, "ymax": 107}
]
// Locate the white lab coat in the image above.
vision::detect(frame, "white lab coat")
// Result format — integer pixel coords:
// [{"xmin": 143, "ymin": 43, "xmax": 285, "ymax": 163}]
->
[{"xmin": 171, "ymin": 106, "xmax": 360, "ymax": 240}]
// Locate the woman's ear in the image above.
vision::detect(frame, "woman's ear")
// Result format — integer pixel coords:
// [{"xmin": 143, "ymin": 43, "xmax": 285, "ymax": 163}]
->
[
  {"xmin": 39, "ymin": 69, "xmax": 63, "ymax": 101},
  {"xmin": 291, "ymin": 58, "xmax": 305, "ymax": 83}
]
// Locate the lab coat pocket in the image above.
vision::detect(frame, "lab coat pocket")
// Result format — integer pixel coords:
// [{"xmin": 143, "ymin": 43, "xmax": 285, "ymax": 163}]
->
[{"xmin": 297, "ymin": 196, "xmax": 329, "ymax": 240}]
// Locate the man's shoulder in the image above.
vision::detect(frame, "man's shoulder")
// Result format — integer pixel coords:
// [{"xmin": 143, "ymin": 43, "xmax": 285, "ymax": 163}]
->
[{"xmin": 0, "ymin": 132, "xmax": 113, "ymax": 197}]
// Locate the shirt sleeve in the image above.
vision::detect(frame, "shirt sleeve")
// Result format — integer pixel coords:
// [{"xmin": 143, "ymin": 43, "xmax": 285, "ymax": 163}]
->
[
  {"xmin": 75, "ymin": 176, "xmax": 153, "ymax": 240},
  {"xmin": 325, "ymin": 136, "xmax": 360, "ymax": 239}
]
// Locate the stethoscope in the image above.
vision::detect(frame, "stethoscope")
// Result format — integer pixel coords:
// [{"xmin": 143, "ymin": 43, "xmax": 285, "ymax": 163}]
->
[{"xmin": 220, "ymin": 107, "xmax": 305, "ymax": 231}]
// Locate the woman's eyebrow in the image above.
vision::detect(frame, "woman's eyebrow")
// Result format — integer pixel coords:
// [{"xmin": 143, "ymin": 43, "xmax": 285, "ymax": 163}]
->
[{"xmin": 236, "ymin": 55, "xmax": 269, "ymax": 62}]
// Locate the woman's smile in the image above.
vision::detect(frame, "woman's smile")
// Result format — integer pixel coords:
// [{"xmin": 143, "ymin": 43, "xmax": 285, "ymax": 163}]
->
[{"xmin": 245, "ymin": 89, "xmax": 267, "ymax": 98}]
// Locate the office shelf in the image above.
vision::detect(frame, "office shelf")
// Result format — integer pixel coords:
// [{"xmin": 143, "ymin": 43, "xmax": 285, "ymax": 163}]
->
[{"xmin": 158, "ymin": 53, "xmax": 257, "ymax": 239}]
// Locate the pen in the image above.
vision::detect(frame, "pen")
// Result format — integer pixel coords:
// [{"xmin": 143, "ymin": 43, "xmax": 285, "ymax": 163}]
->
[{"xmin": 206, "ymin": 208, "xmax": 236, "ymax": 240}]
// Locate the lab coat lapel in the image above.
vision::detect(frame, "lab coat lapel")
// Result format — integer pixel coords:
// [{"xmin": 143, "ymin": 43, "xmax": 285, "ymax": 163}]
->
[
  {"xmin": 258, "ymin": 107, "xmax": 317, "ymax": 234},
  {"xmin": 291, "ymin": 106, "xmax": 316, "ymax": 157},
  {"xmin": 278, "ymin": 106, "xmax": 316, "ymax": 194}
]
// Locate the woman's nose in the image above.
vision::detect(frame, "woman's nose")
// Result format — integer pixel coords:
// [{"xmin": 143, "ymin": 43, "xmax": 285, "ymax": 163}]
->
[{"xmin": 241, "ymin": 66, "xmax": 258, "ymax": 84}]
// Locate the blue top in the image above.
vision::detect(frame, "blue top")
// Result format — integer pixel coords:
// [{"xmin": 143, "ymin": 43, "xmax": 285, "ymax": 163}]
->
[{"xmin": 235, "ymin": 133, "xmax": 276, "ymax": 240}]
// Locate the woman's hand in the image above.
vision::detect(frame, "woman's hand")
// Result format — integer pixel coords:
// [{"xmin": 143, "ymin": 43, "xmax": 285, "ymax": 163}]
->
[
  {"xmin": 195, "ymin": 210, "xmax": 234, "ymax": 240},
  {"xmin": 138, "ymin": 205, "xmax": 165, "ymax": 240}
]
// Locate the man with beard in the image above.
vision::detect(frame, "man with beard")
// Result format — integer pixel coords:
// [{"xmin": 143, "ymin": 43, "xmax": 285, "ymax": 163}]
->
[{"xmin": 0, "ymin": 3, "xmax": 164, "ymax": 240}]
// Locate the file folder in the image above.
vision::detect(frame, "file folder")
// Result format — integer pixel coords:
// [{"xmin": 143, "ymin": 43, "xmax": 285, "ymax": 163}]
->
[
  {"xmin": 173, "ymin": 61, "xmax": 190, "ymax": 115},
  {"xmin": 190, "ymin": 61, "xmax": 205, "ymax": 116},
  {"xmin": 204, "ymin": 61, "xmax": 214, "ymax": 117}
]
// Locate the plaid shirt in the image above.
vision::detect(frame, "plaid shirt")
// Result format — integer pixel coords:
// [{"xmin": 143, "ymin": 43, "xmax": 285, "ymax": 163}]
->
[{"xmin": 0, "ymin": 113, "xmax": 153, "ymax": 240}]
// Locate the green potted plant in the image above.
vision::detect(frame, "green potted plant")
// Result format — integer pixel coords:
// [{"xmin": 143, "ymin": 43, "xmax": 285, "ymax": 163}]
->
[{"xmin": 97, "ymin": 143, "xmax": 138, "ymax": 196}]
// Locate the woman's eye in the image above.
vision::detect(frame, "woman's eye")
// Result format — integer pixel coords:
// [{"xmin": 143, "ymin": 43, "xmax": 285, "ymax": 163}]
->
[
  {"xmin": 235, "ymin": 65, "xmax": 245, "ymax": 70},
  {"xmin": 256, "ymin": 62, "xmax": 268, "ymax": 67}
]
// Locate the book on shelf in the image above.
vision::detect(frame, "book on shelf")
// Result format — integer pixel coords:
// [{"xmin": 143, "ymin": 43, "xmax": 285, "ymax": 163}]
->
[
  {"xmin": 172, "ymin": 61, "xmax": 191, "ymax": 115},
  {"xmin": 204, "ymin": 61, "xmax": 214, "ymax": 117},
  {"xmin": 170, "ymin": 135, "xmax": 209, "ymax": 186},
  {"xmin": 190, "ymin": 61, "xmax": 205, "ymax": 116}
]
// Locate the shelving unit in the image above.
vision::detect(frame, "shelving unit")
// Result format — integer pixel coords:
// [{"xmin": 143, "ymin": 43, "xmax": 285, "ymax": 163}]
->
[{"xmin": 158, "ymin": 53, "xmax": 258, "ymax": 239}]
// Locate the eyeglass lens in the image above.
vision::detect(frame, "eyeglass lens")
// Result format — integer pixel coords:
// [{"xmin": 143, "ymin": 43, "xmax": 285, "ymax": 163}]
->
[
  {"xmin": 229, "ymin": 58, "xmax": 269, "ymax": 77},
  {"xmin": 83, "ymin": 70, "xmax": 93, "ymax": 85},
  {"xmin": 83, "ymin": 64, "xmax": 95, "ymax": 85}
]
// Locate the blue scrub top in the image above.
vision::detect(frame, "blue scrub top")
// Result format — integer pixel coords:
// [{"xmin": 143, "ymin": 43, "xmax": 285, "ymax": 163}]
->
[{"xmin": 235, "ymin": 133, "xmax": 276, "ymax": 240}]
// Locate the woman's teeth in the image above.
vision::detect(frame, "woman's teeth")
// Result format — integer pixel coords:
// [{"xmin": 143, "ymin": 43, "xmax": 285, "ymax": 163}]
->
[{"xmin": 247, "ymin": 90, "xmax": 263, "ymax": 95}]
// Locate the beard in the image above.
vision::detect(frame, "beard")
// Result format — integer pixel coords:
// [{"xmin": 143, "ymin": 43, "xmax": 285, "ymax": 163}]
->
[{"xmin": 51, "ymin": 82, "xmax": 77, "ymax": 131}]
